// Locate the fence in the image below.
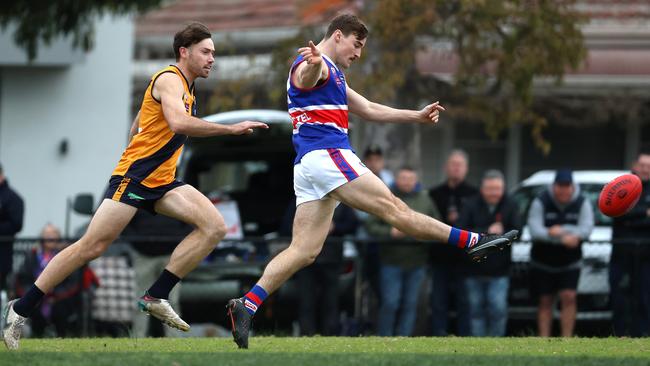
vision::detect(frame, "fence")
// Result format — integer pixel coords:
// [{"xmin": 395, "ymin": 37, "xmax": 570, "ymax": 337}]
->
[{"xmin": 2, "ymin": 236, "xmax": 649, "ymax": 337}]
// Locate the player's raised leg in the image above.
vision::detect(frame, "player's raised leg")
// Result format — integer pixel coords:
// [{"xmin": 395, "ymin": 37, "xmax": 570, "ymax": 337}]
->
[
  {"xmin": 138, "ymin": 184, "xmax": 227, "ymax": 331},
  {"xmin": 329, "ymin": 172, "xmax": 518, "ymax": 261},
  {"xmin": 227, "ymin": 198, "xmax": 338, "ymax": 348},
  {"xmin": 2, "ymin": 199, "xmax": 137, "ymax": 350}
]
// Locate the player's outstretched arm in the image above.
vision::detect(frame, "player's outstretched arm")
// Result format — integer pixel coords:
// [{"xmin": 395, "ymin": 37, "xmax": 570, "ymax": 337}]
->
[
  {"xmin": 347, "ymin": 85, "xmax": 445, "ymax": 125},
  {"xmin": 293, "ymin": 41, "xmax": 328, "ymax": 89},
  {"xmin": 157, "ymin": 73, "xmax": 269, "ymax": 137}
]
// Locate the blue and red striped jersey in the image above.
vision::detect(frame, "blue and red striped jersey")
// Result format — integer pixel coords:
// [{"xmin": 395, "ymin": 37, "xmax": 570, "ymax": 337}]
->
[{"xmin": 287, "ymin": 54, "xmax": 353, "ymax": 164}]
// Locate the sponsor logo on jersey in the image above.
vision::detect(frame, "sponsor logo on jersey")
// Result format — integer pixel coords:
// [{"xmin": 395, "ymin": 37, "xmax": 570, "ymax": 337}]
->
[{"xmin": 127, "ymin": 192, "xmax": 145, "ymax": 201}]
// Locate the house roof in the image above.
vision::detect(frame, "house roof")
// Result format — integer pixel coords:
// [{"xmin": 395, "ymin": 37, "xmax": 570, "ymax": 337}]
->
[{"xmin": 136, "ymin": 0, "xmax": 358, "ymax": 37}]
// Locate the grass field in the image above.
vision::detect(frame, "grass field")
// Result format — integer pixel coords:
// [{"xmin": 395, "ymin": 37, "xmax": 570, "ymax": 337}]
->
[{"xmin": 1, "ymin": 337, "xmax": 649, "ymax": 366}]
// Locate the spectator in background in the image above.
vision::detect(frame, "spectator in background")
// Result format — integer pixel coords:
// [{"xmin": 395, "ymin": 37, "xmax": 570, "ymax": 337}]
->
[
  {"xmin": 363, "ymin": 145, "xmax": 394, "ymax": 187},
  {"xmin": 610, "ymin": 152, "xmax": 650, "ymax": 337},
  {"xmin": 457, "ymin": 170, "xmax": 521, "ymax": 336},
  {"xmin": 528, "ymin": 169, "xmax": 594, "ymax": 337},
  {"xmin": 281, "ymin": 198, "xmax": 359, "ymax": 336},
  {"xmin": 428, "ymin": 149, "xmax": 478, "ymax": 335},
  {"xmin": 125, "ymin": 210, "xmax": 192, "ymax": 337},
  {"xmin": 366, "ymin": 167, "xmax": 441, "ymax": 336},
  {"xmin": 15, "ymin": 224, "xmax": 96, "ymax": 337},
  {"xmin": 0, "ymin": 162, "xmax": 24, "ymax": 292}
]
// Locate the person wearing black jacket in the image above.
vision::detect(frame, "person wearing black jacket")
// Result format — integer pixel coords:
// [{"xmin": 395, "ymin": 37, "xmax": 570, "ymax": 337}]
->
[
  {"xmin": 456, "ymin": 170, "xmax": 520, "ymax": 336},
  {"xmin": 281, "ymin": 198, "xmax": 359, "ymax": 336},
  {"xmin": 0, "ymin": 163, "xmax": 24, "ymax": 292},
  {"xmin": 610, "ymin": 153, "xmax": 650, "ymax": 337},
  {"xmin": 428, "ymin": 149, "xmax": 478, "ymax": 335}
]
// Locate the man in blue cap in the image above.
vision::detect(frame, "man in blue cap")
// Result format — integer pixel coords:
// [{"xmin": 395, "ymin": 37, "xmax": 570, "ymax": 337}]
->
[{"xmin": 526, "ymin": 169, "xmax": 594, "ymax": 337}]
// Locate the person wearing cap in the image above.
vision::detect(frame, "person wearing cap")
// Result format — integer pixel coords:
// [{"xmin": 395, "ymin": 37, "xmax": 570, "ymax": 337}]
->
[
  {"xmin": 363, "ymin": 145, "xmax": 394, "ymax": 187},
  {"xmin": 527, "ymin": 168, "xmax": 594, "ymax": 337}
]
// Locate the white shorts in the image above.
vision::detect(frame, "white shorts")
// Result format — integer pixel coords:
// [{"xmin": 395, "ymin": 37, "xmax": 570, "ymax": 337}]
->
[{"xmin": 294, "ymin": 148, "xmax": 370, "ymax": 206}]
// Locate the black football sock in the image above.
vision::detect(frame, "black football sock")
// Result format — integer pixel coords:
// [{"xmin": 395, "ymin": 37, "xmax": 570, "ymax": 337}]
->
[
  {"xmin": 13, "ymin": 285, "xmax": 45, "ymax": 317},
  {"xmin": 146, "ymin": 269, "xmax": 181, "ymax": 300}
]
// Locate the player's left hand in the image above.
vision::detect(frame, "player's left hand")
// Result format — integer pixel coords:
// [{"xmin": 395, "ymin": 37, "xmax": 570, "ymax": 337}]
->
[
  {"xmin": 419, "ymin": 101, "xmax": 446, "ymax": 124},
  {"xmin": 230, "ymin": 121, "xmax": 269, "ymax": 135}
]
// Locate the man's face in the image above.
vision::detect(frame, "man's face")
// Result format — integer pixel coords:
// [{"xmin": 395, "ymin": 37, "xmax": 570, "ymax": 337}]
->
[
  {"xmin": 635, "ymin": 154, "xmax": 650, "ymax": 181},
  {"xmin": 446, "ymin": 153, "xmax": 468, "ymax": 182},
  {"xmin": 395, "ymin": 169, "xmax": 418, "ymax": 194},
  {"xmin": 553, "ymin": 183, "xmax": 575, "ymax": 205},
  {"xmin": 41, "ymin": 225, "xmax": 61, "ymax": 251},
  {"xmin": 364, "ymin": 154, "xmax": 384, "ymax": 175},
  {"xmin": 185, "ymin": 38, "xmax": 215, "ymax": 78},
  {"xmin": 334, "ymin": 31, "xmax": 366, "ymax": 69},
  {"xmin": 481, "ymin": 178, "xmax": 504, "ymax": 206}
]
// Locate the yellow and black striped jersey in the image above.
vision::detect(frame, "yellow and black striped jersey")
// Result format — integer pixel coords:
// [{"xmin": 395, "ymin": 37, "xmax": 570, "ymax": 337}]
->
[{"xmin": 112, "ymin": 65, "xmax": 195, "ymax": 188}]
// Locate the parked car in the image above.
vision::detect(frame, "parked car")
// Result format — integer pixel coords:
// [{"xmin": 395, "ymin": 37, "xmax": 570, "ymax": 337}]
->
[{"xmin": 508, "ymin": 170, "xmax": 627, "ymax": 325}]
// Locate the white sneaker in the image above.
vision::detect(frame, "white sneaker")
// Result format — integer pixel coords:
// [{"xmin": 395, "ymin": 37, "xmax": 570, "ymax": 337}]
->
[
  {"xmin": 2, "ymin": 299, "xmax": 27, "ymax": 350},
  {"xmin": 138, "ymin": 293, "xmax": 190, "ymax": 332}
]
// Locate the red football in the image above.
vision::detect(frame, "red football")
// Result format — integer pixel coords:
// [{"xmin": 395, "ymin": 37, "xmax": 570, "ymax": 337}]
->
[{"xmin": 598, "ymin": 173, "xmax": 642, "ymax": 217}]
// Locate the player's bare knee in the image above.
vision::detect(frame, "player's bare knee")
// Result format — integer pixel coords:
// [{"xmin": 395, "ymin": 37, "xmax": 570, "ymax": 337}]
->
[
  {"xmin": 200, "ymin": 220, "xmax": 227, "ymax": 247},
  {"xmin": 78, "ymin": 237, "xmax": 112, "ymax": 261},
  {"xmin": 303, "ymin": 252, "xmax": 319, "ymax": 266},
  {"xmin": 383, "ymin": 195, "xmax": 410, "ymax": 224}
]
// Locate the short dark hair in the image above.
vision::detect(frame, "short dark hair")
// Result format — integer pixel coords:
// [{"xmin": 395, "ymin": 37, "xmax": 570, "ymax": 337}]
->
[
  {"xmin": 363, "ymin": 144, "xmax": 383, "ymax": 158},
  {"xmin": 173, "ymin": 22, "xmax": 212, "ymax": 61},
  {"xmin": 325, "ymin": 14, "xmax": 368, "ymax": 40},
  {"xmin": 398, "ymin": 165, "xmax": 416, "ymax": 173}
]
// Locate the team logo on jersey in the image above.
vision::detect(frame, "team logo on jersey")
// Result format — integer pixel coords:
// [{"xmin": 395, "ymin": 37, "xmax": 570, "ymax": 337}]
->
[
  {"xmin": 244, "ymin": 299, "xmax": 258, "ymax": 312},
  {"xmin": 332, "ymin": 67, "xmax": 344, "ymax": 87},
  {"xmin": 469, "ymin": 233, "xmax": 480, "ymax": 246},
  {"xmin": 182, "ymin": 93, "xmax": 192, "ymax": 113}
]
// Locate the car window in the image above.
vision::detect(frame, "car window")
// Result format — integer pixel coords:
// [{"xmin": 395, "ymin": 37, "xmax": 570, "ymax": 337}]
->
[
  {"xmin": 198, "ymin": 161, "xmax": 269, "ymax": 195},
  {"xmin": 511, "ymin": 183, "xmax": 611, "ymax": 226}
]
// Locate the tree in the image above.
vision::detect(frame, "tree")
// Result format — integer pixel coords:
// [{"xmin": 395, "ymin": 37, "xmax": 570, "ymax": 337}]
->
[{"xmin": 0, "ymin": 0, "xmax": 164, "ymax": 60}]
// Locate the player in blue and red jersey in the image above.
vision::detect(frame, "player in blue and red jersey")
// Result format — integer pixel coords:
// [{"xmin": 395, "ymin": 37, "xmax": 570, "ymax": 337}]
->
[{"xmin": 227, "ymin": 14, "xmax": 518, "ymax": 348}]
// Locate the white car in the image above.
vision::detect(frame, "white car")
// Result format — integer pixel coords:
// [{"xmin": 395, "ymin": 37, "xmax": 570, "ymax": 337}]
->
[{"xmin": 508, "ymin": 170, "xmax": 628, "ymax": 321}]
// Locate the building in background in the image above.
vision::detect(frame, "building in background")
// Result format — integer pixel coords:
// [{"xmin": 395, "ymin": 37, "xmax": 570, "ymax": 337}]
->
[{"xmin": 0, "ymin": 16, "xmax": 134, "ymax": 237}]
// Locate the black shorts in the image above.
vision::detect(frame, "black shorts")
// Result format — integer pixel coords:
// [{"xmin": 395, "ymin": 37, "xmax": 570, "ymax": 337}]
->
[
  {"xmin": 104, "ymin": 175, "xmax": 185, "ymax": 214},
  {"xmin": 530, "ymin": 267, "xmax": 580, "ymax": 297}
]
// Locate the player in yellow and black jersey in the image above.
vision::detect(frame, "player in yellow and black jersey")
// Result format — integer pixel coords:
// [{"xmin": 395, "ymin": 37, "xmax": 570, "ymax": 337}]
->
[{"xmin": 2, "ymin": 23, "xmax": 268, "ymax": 350}]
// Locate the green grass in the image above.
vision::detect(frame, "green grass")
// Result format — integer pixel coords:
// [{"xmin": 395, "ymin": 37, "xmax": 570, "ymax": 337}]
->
[{"xmin": 1, "ymin": 337, "xmax": 649, "ymax": 366}]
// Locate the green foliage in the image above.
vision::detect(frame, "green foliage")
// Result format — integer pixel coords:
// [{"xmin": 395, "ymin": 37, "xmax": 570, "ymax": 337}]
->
[{"xmin": 0, "ymin": 0, "xmax": 164, "ymax": 60}]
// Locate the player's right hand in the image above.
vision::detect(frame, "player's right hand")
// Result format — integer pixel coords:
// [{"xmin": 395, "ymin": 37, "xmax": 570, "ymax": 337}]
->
[
  {"xmin": 230, "ymin": 121, "xmax": 269, "ymax": 135},
  {"xmin": 297, "ymin": 41, "xmax": 323, "ymax": 65}
]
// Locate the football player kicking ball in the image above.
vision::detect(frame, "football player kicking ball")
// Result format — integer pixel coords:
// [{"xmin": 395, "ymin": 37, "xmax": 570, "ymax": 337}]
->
[
  {"xmin": 1, "ymin": 22, "xmax": 267, "ymax": 350},
  {"xmin": 226, "ymin": 14, "xmax": 518, "ymax": 349}
]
